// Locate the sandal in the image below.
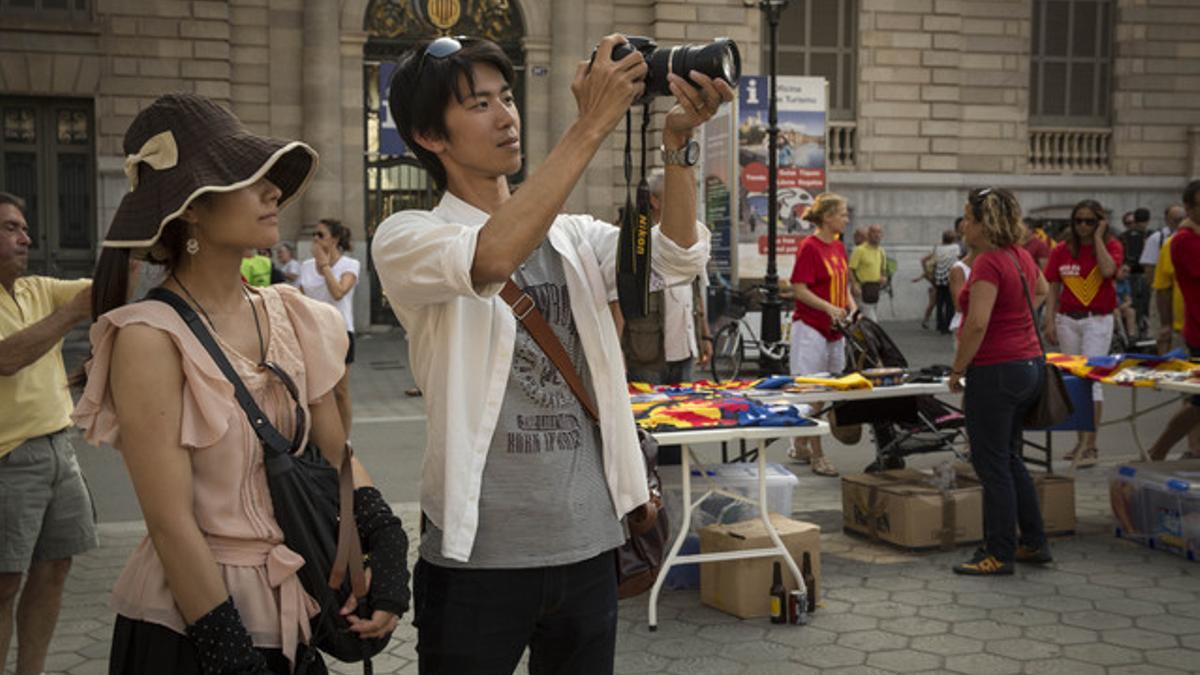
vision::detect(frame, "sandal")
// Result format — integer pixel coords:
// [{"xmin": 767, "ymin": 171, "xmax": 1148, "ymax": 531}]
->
[
  {"xmin": 1073, "ymin": 447, "xmax": 1098, "ymax": 469},
  {"xmin": 404, "ymin": 387, "xmax": 423, "ymax": 397},
  {"xmin": 1063, "ymin": 444, "xmax": 1084, "ymax": 462},
  {"xmin": 788, "ymin": 440, "xmax": 812, "ymax": 465},
  {"xmin": 811, "ymin": 455, "xmax": 839, "ymax": 477}
]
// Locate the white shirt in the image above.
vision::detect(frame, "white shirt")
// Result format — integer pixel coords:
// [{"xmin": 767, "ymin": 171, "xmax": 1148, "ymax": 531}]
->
[
  {"xmin": 949, "ymin": 259, "xmax": 971, "ymax": 331},
  {"xmin": 371, "ymin": 192, "xmax": 709, "ymax": 562},
  {"xmin": 661, "ymin": 274, "xmax": 708, "ymax": 363},
  {"xmin": 282, "ymin": 259, "xmax": 301, "ymax": 287},
  {"xmin": 299, "ymin": 256, "xmax": 360, "ymax": 333},
  {"xmin": 1141, "ymin": 228, "xmax": 1171, "ymax": 267}
]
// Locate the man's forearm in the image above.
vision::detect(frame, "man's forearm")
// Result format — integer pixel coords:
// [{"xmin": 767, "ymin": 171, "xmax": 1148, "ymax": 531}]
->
[
  {"xmin": 659, "ymin": 131, "xmax": 698, "ymax": 249},
  {"xmin": 472, "ymin": 121, "xmax": 608, "ymax": 285},
  {"xmin": 1156, "ymin": 288, "xmax": 1173, "ymax": 329},
  {"xmin": 0, "ymin": 306, "xmax": 82, "ymax": 376}
]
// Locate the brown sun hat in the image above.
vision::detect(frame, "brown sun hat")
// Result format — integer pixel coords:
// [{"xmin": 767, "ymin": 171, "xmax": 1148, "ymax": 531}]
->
[{"xmin": 103, "ymin": 92, "xmax": 318, "ymax": 251}]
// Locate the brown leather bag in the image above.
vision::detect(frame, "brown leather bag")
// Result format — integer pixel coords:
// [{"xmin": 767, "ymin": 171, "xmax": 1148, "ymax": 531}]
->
[
  {"xmin": 1005, "ymin": 251, "xmax": 1074, "ymax": 429},
  {"xmin": 500, "ymin": 280, "xmax": 669, "ymax": 598}
]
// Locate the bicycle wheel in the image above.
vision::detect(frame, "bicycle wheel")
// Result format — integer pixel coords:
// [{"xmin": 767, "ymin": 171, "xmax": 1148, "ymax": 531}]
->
[{"xmin": 711, "ymin": 322, "xmax": 745, "ymax": 382}]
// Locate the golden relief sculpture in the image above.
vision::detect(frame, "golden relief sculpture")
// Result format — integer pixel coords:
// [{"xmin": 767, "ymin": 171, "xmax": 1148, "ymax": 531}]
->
[{"xmin": 365, "ymin": 0, "xmax": 522, "ymax": 42}]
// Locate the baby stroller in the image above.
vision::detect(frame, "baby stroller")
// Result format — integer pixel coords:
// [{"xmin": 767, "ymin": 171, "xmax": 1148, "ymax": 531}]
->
[{"xmin": 831, "ymin": 316, "xmax": 968, "ymax": 472}]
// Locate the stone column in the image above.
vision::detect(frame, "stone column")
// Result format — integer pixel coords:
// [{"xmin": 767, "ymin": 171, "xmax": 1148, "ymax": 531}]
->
[
  {"xmin": 301, "ymin": 0, "xmax": 342, "ymax": 224},
  {"xmin": 549, "ymin": 0, "xmax": 586, "ymax": 212},
  {"xmin": 1190, "ymin": 127, "xmax": 1200, "ymax": 180},
  {"xmin": 522, "ymin": 37, "xmax": 552, "ymax": 172}
]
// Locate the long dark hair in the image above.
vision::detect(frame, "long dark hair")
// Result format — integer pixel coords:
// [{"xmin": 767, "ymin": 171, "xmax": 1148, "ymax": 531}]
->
[
  {"xmin": 1067, "ymin": 199, "xmax": 1111, "ymax": 258},
  {"xmin": 319, "ymin": 218, "xmax": 352, "ymax": 252}
]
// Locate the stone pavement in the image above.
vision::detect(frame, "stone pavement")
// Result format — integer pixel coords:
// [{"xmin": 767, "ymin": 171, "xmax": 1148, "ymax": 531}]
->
[{"xmin": 22, "ymin": 322, "xmax": 1200, "ymax": 674}]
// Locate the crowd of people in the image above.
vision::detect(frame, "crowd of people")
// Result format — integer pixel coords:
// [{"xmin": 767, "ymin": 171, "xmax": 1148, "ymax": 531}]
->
[{"xmin": 3, "ymin": 27, "xmax": 1200, "ymax": 674}]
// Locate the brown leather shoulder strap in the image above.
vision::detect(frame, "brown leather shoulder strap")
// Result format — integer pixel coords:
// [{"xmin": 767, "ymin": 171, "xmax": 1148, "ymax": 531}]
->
[
  {"xmin": 327, "ymin": 445, "xmax": 368, "ymax": 598},
  {"xmin": 500, "ymin": 279, "xmax": 600, "ymax": 422}
]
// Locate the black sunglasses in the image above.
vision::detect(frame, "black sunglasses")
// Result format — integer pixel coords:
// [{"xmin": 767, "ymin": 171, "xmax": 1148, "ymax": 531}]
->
[
  {"xmin": 417, "ymin": 36, "xmax": 473, "ymax": 76},
  {"xmin": 1073, "ymin": 217, "xmax": 1100, "ymax": 226}
]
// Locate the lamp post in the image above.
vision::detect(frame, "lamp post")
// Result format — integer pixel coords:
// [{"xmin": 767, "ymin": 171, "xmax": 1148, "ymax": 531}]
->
[{"xmin": 754, "ymin": 0, "xmax": 788, "ymax": 373}]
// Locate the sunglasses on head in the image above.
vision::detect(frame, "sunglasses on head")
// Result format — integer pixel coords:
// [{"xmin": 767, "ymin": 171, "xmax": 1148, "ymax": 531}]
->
[{"xmin": 417, "ymin": 36, "xmax": 473, "ymax": 76}]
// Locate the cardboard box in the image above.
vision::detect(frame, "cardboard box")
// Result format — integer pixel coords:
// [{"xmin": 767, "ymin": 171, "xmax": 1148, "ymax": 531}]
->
[
  {"xmin": 698, "ymin": 514, "xmax": 821, "ymax": 619},
  {"xmin": 1034, "ymin": 473, "xmax": 1076, "ymax": 535},
  {"xmin": 954, "ymin": 463, "xmax": 1076, "ymax": 535},
  {"xmin": 841, "ymin": 469, "xmax": 983, "ymax": 549}
]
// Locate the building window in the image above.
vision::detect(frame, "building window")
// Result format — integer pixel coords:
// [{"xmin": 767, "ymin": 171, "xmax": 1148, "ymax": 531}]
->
[
  {"xmin": 1030, "ymin": 0, "xmax": 1113, "ymax": 127},
  {"xmin": 769, "ymin": 0, "xmax": 857, "ymax": 120},
  {"xmin": 0, "ymin": 0, "xmax": 90, "ymax": 19}
]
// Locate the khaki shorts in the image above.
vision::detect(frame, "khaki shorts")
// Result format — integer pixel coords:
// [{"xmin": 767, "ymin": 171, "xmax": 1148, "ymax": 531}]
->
[{"xmin": 0, "ymin": 430, "xmax": 98, "ymax": 573}]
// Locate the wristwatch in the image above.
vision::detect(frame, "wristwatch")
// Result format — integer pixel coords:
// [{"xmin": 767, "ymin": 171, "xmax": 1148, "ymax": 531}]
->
[{"xmin": 661, "ymin": 139, "xmax": 700, "ymax": 167}]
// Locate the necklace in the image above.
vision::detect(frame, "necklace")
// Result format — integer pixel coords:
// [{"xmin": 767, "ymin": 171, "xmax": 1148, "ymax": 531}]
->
[{"xmin": 170, "ymin": 272, "xmax": 267, "ymax": 364}]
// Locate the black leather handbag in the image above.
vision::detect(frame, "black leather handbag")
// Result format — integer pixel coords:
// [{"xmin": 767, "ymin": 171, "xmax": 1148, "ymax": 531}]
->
[
  {"xmin": 148, "ymin": 288, "xmax": 392, "ymax": 672},
  {"xmin": 1005, "ymin": 253, "xmax": 1074, "ymax": 429}
]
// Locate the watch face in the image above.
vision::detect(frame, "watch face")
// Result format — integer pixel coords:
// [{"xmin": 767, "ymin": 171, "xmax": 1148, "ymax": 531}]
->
[{"xmin": 685, "ymin": 140, "xmax": 700, "ymax": 165}]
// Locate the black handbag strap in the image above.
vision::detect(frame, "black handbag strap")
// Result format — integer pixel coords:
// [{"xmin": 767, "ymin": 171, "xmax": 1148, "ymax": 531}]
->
[
  {"xmin": 1004, "ymin": 250, "xmax": 1049, "ymax": 358},
  {"xmin": 148, "ymin": 286, "xmax": 369, "ymax": 599},
  {"xmin": 147, "ymin": 287, "xmax": 296, "ymax": 456}
]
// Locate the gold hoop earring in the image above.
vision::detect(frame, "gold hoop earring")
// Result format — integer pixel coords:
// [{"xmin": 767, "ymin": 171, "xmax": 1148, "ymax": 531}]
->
[{"xmin": 186, "ymin": 238, "xmax": 199, "ymax": 255}]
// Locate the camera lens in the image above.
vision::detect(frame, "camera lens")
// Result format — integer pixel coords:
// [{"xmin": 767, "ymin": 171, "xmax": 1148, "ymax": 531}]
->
[
  {"xmin": 594, "ymin": 36, "xmax": 740, "ymax": 104},
  {"xmin": 672, "ymin": 39, "xmax": 741, "ymax": 89}
]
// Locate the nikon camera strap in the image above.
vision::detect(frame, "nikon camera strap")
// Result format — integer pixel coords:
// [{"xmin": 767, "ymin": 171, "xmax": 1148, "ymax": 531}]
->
[{"xmin": 617, "ymin": 105, "xmax": 653, "ymax": 319}]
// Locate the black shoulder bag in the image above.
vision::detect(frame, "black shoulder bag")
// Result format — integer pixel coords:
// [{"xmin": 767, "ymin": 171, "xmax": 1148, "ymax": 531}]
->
[
  {"xmin": 147, "ymin": 288, "xmax": 391, "ymax": 672},
  {"xmin": 1004, "ymin": 252, "xmax": 1074, "ymax": 429}
]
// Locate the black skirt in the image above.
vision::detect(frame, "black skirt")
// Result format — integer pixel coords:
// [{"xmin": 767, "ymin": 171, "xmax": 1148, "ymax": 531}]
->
[{"xmin": 109, "ymin": 615, "xmax": 327, "ymax": 675}]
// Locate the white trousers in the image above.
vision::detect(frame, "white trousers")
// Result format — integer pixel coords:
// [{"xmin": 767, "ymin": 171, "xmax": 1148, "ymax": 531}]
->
[
  {"xmin": 790, "ymin": 319, "xmax": 846, "ymax": 376},
  {"xmin": 1055, "ymin": 313, "xmax": 1114, "ymax": 401}
]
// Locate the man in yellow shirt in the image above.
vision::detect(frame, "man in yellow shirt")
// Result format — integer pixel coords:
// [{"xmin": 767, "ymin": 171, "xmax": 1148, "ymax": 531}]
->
[
  {"xmin": 1150, "ymin": 229, "xmax": 1200, "ymax": 458},
  {"xmin": 0, "ymin": 192, "xmax": 97, "ymax": 675},
  {"xmin": 848, "ymin": 223, "xmax": 888, "ymax": 322}
]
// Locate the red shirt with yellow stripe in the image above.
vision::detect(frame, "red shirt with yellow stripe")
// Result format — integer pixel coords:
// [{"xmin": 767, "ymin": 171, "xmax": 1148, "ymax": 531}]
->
[
  {"xmin": 1044, "ymin": 238, "xmax": 1124, "ymax": 314},
  {"xmin": 790, "ymin": 234, "xmax": 850, "ymax": 341}
]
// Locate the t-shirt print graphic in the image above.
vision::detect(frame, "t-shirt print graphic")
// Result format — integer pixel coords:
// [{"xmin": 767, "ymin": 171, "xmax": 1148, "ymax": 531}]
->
[
  {"xmin": 508, "ymin": 280, "xmax": 585, "ymax": 453},
  {"xmin": 1062, "ymin": 266, "xmax": 1103, "ymax": 307}
]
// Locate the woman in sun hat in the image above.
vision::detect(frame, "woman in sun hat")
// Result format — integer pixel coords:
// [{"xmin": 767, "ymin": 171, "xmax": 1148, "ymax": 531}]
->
[{"xmin": 73, "ymin": 93, "xmax": 408, "ymax": 674}]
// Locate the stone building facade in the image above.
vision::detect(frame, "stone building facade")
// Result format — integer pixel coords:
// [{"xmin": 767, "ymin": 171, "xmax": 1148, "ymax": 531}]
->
[{"xmin": 1, "ymin": 0, "xmax": 1197, "ymax": 324}]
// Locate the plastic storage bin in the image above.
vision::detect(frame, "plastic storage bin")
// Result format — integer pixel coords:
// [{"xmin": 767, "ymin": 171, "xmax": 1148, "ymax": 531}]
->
[
  {"xmin": 660, "ymin": 463, "xmax": 799, "ymax": 539},
  {"xmin": 1110, "ymin": 461, "xmax": 1200, "ymax": 561}
]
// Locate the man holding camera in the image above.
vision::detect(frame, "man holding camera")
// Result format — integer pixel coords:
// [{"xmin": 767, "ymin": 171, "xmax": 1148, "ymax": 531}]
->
[{"xmin": 372, "ymin": 35, "xmax": 732, "ymax": 673}]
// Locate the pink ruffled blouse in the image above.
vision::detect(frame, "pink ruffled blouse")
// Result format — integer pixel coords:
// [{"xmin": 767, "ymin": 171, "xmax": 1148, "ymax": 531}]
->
[{"xmin": 74, "ymin": 284, "xmax": 348, "ymax": 667}]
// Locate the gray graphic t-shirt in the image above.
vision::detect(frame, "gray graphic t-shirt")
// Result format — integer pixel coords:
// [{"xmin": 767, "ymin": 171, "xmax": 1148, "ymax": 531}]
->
[{"xmin": 421, "ymin": 241, "xmax": 626, "ymax": 568}]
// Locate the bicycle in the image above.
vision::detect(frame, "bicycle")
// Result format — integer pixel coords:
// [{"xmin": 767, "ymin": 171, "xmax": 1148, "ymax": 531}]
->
[{"xmin": 709, "ymin": 285, "xmax": 790, "ymax": 382}]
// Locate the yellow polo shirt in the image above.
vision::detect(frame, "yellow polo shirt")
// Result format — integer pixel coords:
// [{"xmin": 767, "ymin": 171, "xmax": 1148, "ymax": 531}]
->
[
  {"xmin": 0, "ymin": 276, "xmax": 90, "ymax": 457},
  {"xmin": 1151, "ymin": 235, "xmax": 1185, "ymax": 333},
  {"xmin": 849, "ymin": 243, "xmax": 887, "ymax": 283}
]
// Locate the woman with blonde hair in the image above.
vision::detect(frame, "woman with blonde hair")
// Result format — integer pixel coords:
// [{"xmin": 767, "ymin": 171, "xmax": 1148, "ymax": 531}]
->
[
  {"xmin": 948, "ymin": 187, "xmax": 1050, "ymax": 575},
  {"xmin": 787, "ymin": 192, "xmax": 856, "ymax": 477}
]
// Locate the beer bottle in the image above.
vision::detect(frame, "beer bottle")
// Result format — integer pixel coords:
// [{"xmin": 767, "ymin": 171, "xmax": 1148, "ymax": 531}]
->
[
  {"xmin": 769, "ymin": 561, "xmax": 787, "ymax": 624},
  {"xmin": 802, "ymin": 552, "xmax": 817, "ymax": 613}
]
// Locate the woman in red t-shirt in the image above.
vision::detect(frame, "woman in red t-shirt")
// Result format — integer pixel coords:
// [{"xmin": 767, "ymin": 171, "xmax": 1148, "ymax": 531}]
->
[
  {"xmin": 1043, "ymin": 199, "xmax": 1123, "ymax": 468},
  {"xmin": 948, "ymin": 187, "xmax": 1050, "ymax": 576},
  {"xmin": 787, "ymin": 192, "xmax": 856, "ymax": 477}
]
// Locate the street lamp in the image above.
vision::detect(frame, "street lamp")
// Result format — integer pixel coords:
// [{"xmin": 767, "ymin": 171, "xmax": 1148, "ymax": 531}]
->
[{"xmin": 746, "ymin": 0, "xmax": 788, "ymax": 373}]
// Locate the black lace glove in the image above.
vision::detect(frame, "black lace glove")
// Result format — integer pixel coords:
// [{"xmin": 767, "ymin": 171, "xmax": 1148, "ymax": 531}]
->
[
  {"xmin": 186, "ymin": 596, "xmax": 275, "ymax": 675},
  {"xmin": 353, "ymin": 486, "xmax": 411, "ymax": 617}
]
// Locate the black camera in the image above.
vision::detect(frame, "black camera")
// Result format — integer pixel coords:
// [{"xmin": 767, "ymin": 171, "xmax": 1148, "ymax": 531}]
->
[{"xmin": 594, "ymin": 36, "xmax": 741, "ymax": 105}]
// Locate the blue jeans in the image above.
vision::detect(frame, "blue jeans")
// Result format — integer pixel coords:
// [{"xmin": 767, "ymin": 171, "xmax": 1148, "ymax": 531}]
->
[
  {"xmin": 413, "ymin": 550, "xmax": 618, "ymax": 674},
  {"xmin": 964, "ymin": 358, "xmax": 1048, "ymax": 561}
]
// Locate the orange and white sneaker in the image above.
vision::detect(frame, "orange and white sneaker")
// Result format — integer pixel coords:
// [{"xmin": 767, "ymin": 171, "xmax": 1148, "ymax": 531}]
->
[{"xmin": 953, "ymin": 548, "xmax": 1013, "ymax": 576}]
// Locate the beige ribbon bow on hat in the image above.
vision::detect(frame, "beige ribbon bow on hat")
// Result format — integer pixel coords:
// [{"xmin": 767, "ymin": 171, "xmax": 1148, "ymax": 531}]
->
[{"xmin": 122, "ymin": 130, "xmax": 179, "ymax": 191}]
